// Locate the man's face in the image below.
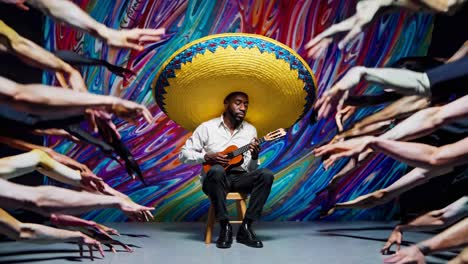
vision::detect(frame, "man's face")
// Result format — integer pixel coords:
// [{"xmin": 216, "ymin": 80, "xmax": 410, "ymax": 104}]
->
[{"xmin": 225, "ymin": 93, "xmax": 249, "ymax": 122}]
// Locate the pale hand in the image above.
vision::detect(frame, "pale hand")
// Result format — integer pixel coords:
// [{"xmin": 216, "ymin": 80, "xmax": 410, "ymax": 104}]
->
[
  {"xmin": 383, "ymin": 245, "xmax": 426, "ymax": 264},
  {"xmin": 381, "ymin": 227, "xmax": 403, "ymax": 255},
  {"xmin": 111, "ymin": 99, "xmax": 153, "ymax": 125},
  {"xmin": 101, "ymin": 27, "xmax": 166, "ymax": 51},
  {"xmin": 315, "ymin": 66, "xmax": 364, "ymax": 120}
]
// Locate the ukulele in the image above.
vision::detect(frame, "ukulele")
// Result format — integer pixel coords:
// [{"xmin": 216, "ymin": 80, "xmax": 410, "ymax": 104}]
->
[{"xmin": 202, "ymin": 128, "xmax": 287, "ymax": 173}]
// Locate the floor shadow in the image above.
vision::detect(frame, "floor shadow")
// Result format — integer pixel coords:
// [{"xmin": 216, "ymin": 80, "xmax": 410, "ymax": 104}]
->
[
  {"xmin": 316, "ymin": 232, "xmax": 413, "ymax": 246},
  {"xmin": 0, "ymin": 249, "xmax": 78, "ymax": 258},
  {"xmin": 161, "ymin": 224, "xmax": 204, "ymax": 242},
  {"xmin": 0, "ymin": 255, "xmax": 96, "ymax": 264},
  {"xmin": 161, "ymin": 224, "xmax": 278, "ymax": 242},
  {"xmin": 119, "ymin": 233, "xmax": 150, "ymax": 238},
  {"xmin": 318, "ymin": 226, "xmax": 395, "ymax": 233}
]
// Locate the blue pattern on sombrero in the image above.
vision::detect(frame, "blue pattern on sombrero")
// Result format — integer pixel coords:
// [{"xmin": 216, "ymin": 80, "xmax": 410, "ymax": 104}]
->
[
  {"xmin": 152, "ymin": 33, "xmax": 316, "ymax": 136},
  {"xmin": 155, "ymin": 35, "xmax": 315, "ymax": 112}
]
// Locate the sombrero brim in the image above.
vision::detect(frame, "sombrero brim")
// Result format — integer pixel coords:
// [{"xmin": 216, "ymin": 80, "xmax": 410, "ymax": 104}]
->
[{"xmin": 152, "ymin": 33, "xmax": 316, "ymax": 136}]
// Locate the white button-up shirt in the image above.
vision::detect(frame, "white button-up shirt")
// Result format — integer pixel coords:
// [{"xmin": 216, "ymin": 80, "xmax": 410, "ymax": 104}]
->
[{"xmin": 179, "ymin": 115, "xmax": 259, "ymax": 178}]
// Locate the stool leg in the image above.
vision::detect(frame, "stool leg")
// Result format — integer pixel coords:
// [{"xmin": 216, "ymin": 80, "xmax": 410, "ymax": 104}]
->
[
  {"xmin": 205, "ymin": 204, "xmax": 215, "ymax": 244},
  {"xmin": 239, "ymin": 199, "xmax": 247, "ymax": 220},
  {"xmin": 236, "ymin": 201, "xmax": 243, "ymax": 221}
]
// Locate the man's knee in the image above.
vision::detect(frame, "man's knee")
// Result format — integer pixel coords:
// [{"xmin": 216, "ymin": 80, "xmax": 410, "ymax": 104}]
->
[
  {"xmin": 205, "ymin": 165, "xmax": 226, "ymax": 182},
  {"xmin": 258, "ymin": 168, "xmax": 274, "ymax": 185}
]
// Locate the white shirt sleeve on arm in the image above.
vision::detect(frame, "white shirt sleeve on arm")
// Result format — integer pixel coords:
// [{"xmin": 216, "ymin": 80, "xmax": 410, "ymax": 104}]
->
[
  {"xmin": 179, "ymin": 124, "xmax": 207, "ymax": 164},
  {"xmin": 362, "ymin": 67, "xmax": 432, "ymax": 97}
]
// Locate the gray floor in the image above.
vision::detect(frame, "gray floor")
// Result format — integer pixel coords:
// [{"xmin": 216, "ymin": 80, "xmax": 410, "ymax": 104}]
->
[{"xmin": 0, "ymin": 222, "xmax": 457, "ymax": 264}]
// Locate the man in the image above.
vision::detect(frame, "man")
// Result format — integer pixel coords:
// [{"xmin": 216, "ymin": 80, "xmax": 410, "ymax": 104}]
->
[{"xmin": 180, "ymin": 92, "xmax": 274, "ymax": 249}]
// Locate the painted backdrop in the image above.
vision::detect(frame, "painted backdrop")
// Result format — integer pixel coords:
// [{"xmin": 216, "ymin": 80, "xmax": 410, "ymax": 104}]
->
[{"xmin": 43, "ymin": 0, "xmax": 433, "ymax": 222}]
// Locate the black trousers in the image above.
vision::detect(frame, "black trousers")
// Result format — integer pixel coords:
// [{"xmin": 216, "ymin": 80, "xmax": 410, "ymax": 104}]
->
[{"xmin": 202, "ymin": 164, "xmax": 274, "ymax": 222}]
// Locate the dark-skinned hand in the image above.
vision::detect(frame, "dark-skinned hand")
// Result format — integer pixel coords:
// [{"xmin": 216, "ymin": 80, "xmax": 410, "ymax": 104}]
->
[{"xmin": 204, "ymin": 153, "xmax": 229, "ymax": 166}]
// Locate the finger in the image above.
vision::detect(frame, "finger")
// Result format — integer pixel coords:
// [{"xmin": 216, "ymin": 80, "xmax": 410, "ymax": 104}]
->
[
  {"xmin": 343, "ymin": 108, "xmax": 354, "ymax": 122},
  {"xmin": 336, "ymin": 90, "xmax": 349, "ymax": 114},
  {"xmin": 88, "ymin": 112, "xmax": 98, "ymax": 133},
  {"xmin": 55, "ymin": 72, "xmax": 69, "ymax": 89},
  {"xmin": 138, "ymin": 35, "xmax": 162, "ymax": 42},
  {"xmin": 17, "ymin": 3, "xmax": 30, "ymax": 10},
  {"xmin": 314, "ymin": 92, "xmax": 328, "ymax": 109},
  {"xmin": 135, "ymin": 27, "xmax": 166, "ymax": 36},
  {"xmin": 306, "ymin": 41, "xmax": 324, "ymax": 58},
  {"xmin": 322, "ymin": 101, "xmax": 333, "ymax": 119},
  {"xmin": 317, "ymin": 97, "xmax": 331, "ymax": 120},
  {"xmin": 335, "ymin": 112, "xmax": 344, "ymax": 132},
  {"xmin": 88, "ymin": 245, "xmax": 93, "ymax": 261},
  {"xmin": 142, "ymin": 211, "xmax": 149, "ymax": 222},
  {"xmin": 96, "ymin": 243, "xmax": 104, "ymax": 257},
  {"xmin": 122, "ymin": 243, "xmax": 133, "ymax": 252},
  {"xmin": 122, "ymin": 41, "xmax": 144, "ymax": 51},
  {"xmin": 338, "ymin": 26, "xmax": 362, "ymax": 50},
  {"xmin": 141, "ymin": 107, "xmax": 153, "ymax": 124},
  {"xmin": 108, "ymin": 244, "xmax": 117, "ymax": 253},
  {"xmin": 304, "ymin": 36, "xmax": 321, "ymax": 50},
  {"xmin": 381, "ymin": 243, "xmax": 391, "ymax": 254},
  {"xmin": 383, "ymin": 254, "xmax": 401, "ymax": 263},
  {"xmin": 145, "ymin": 210, "xmax": 154, "ymax": 220}
]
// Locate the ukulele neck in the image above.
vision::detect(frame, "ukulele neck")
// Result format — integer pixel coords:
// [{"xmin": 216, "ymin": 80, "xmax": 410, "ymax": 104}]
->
[{"xmin": 228, "ymin": 137, "xmax": 265, "ymax": 158}]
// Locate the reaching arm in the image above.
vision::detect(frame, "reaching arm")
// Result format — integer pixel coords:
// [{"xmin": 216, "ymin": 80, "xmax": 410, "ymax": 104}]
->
[
  {"xmin": 314, "ymin": 94, "xmax": 468, "ymax": 166},
  {"xmin": 305, "ymin": 0, "xmax": 440, "ymax": 59},
  {"xmin": 384, "ymin": 218, "xmax": 468, "ymax": 264},
  {"xmin": 417, "ymin": 0, "xmax": 468, "ymax": 14},
  {"xmin": 447, "ymin": 40, "xmax": 468, "ymax": 63},
  {"xmin": 334, "ymin": 167, "xmax": 451, "ymax": 210},
  {"xmin": 0, "ymin": 76, "xmax": 153, "ymax": 123},
  {"xmin": 368, "ymin": 136, "xmax": 468, "ymax": 169},
  {"xmin": 0, "ymin": 178, "xmax": 154, "ymax": 221},
  {"xmin": 0, "ymin": 208, "xmax": 104, "ymax": 258},
  {"xmin": 0, "ymin": 20, "xmax": 86, "ymax": 91},
  {"xmin": 336, "ymin": 95, "xmax": 430, "ymax": 141},
  {"xmin": 25, "ymin": 0, "xmax": 165, "ymax": 51},
  {"xmin": 0, "ymin": 208, "xmax": 98, "ymax": 243},
  {"xmin": 382, "ymin": 196, "xmax": 468, "ymax": 254},
  {"xmin": 381, "ymin": 94, "xmax": 468, "ymax": 141},
  {"xmin": 314, "ymin": 66, "xmax": 431, "ymax": 120},
  {"xmin": 0, "ymin": 150, "xmax": 82, "ymax": 186}
]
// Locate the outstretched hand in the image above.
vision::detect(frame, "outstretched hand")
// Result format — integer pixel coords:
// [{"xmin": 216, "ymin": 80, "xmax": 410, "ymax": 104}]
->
[
  {"xmin": 315, "ymin": 66, "xmax": 364, "ymax": 120},
  {"xmin": 381, "ymin": 227, "xmax": 403, "ymax": 255},
  {"xmin": 1, "ymin": 0, "xmax": 29, "ymax": 10},
  {"xmin": 313, "ymin": 136, "xmax": 374, "ymax": 169},
  {"xmin": 305, "ymin": 0, "xmax": 393, "ymax": 59},
  {"xmin": 383, "ymin": 245, "xmax": 426, "ymax": 264},
  {"xmin": 101, "ymin": 27, "xmax": 166, "ymax": 51},
  {"xmin": 118, "ymin": 199, "xmax": 155, "ymax": 222},
  {"xmin": 111, "ymin": 99, "xmax": 154, "ymax": 125}
]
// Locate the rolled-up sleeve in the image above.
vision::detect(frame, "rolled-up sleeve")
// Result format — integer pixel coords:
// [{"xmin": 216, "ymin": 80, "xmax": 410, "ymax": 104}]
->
[{"xmin": 179, "ymin": 124, "xmax": 207, "ymax": 164}]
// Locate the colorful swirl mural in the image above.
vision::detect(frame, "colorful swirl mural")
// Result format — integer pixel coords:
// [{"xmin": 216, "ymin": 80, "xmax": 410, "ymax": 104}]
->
[{"xmin": 43, "ymin": 0, "xmax": 433, "ymax": 221}]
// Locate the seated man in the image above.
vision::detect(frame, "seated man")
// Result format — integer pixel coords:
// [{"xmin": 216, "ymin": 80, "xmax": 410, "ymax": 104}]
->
[{"xmin": 179, "ymin": 92, "xmax": 274, "ymax": 249}]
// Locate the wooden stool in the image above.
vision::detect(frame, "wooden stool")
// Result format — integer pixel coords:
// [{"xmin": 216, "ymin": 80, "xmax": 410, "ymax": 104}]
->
[{"xmin": 204, "ymin": 192, "xmax": 247, "ymax": 244}]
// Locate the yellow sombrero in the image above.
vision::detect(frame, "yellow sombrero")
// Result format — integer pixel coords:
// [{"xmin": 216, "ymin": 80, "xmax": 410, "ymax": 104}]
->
[{"xmin": 152, "ymin": 33, "xmax": 317, "ymax": 136}]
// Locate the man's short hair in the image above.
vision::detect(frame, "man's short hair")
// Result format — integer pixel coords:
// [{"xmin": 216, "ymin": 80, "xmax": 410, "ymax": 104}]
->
[{"xmin": 224, "ymin": 91, "xmax": 248, "ymax": 104}]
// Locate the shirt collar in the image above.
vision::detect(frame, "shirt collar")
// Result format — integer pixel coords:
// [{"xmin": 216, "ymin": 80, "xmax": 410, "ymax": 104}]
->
[{"xmin": 219, "ymin": 114, "xmax": 244, "ymax": 130}]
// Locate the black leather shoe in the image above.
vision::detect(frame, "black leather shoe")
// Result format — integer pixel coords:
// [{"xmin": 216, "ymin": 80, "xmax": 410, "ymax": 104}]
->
[
  {"xmin": 216, "ymin": 222, "xmax": 233, "ymax": 248},
  {"xmin": 236, "ymin": 222, "xmax": 263, "ymax": 248}
]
